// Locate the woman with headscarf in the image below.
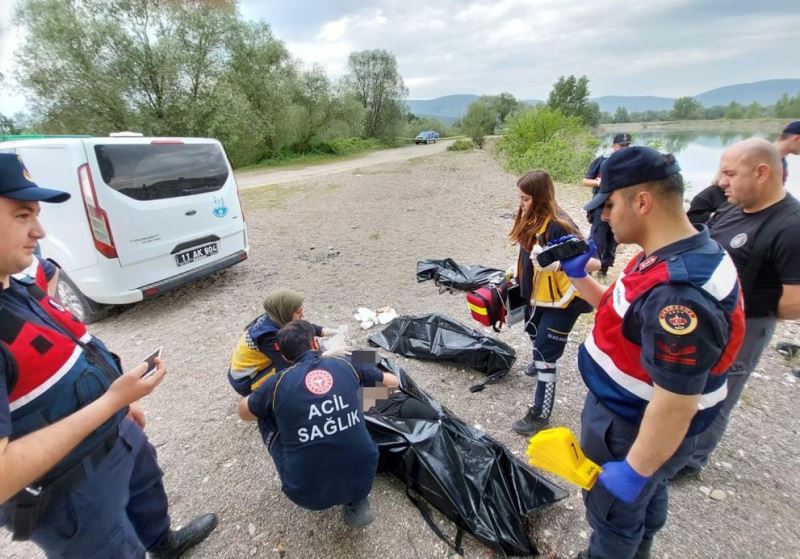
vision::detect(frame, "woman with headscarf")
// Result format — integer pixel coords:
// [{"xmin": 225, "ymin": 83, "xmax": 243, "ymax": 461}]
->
[
  {"xmin": 508, "ymin": 170, "xmax": 597, "ymax": 436},
  {"xmin": 227, "ymin": 289, "xmax": 342, "ymax": 395}
]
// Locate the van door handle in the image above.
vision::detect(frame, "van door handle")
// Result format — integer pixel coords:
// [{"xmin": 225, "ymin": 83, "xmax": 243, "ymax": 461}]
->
[{"xmin": 185, "ymin": 210, "xmax": 197, "ymax": 216}]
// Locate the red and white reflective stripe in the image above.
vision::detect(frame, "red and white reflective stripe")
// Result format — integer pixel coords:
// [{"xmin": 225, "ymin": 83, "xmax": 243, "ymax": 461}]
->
[
  {"xmin": 586, "ymin": 330, "xmax": 729, "ymax": 410},
  {"xmin": 611, "ymin": 270, "xmax": 631, "ymax": 317},
  {"xmin": 700, "ymin": 255, "xmax": 738, "ymax": 302},
  {"xmin": 80, "ymin": 332, "xmax": 92, "ymax": 344},
  {"xmin": 9, "ymin": 345, "xmax": 84, "ymax": 412}
]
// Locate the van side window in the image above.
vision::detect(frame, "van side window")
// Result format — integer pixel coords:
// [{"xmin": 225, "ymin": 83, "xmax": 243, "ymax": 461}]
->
[{"xmin": 93, "ymin": 144, "xmax": 229, "ymax": 201}]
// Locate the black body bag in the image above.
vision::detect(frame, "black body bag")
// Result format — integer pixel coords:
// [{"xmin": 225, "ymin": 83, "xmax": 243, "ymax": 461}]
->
[
  {"xmin": 368, "ymin": 313, "xmax": 516, "ymax": 392},
  {"xmin": 416, "ymin": 258, "xmax": 505, "ymax": 292},
  {"xmin": 366, "ymin": 360, "xmax": 567, "ymax": 557}
]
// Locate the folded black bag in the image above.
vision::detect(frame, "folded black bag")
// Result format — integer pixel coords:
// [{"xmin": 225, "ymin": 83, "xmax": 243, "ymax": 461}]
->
[
  {"xmin": 368, "ymin": 313, "xmax": 516, "ymax": 391},
  {"xmin": 367, "ymin": 360, "xmax": 567, "ymax": 557},
  {"xmin": 416, "ymin": 258, "xmax": 505, "ymax": 291}
]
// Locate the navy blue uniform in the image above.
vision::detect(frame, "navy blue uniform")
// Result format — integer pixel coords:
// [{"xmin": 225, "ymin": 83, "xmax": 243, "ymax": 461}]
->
[
  {"xmin": 248, "ymin": 351, "xmax": 383, "ymax": 510},
  {"xmin": 585, "ymin": 156, "xmax": 618, "ymax": 272},
  {"xmin": 0, "ymin": 278, "xmax": 171, "ymax": 558}
]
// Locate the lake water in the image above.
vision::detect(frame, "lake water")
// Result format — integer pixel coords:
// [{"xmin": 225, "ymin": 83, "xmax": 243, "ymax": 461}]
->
[{"xmin": 603, "ymin": 130, "xmax": 800, "ymax": 200}]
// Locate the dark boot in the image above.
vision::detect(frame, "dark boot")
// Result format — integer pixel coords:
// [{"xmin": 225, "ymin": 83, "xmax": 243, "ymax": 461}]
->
[
  {"xmin": 512, "ymin": 408, "xmax": 550, "ymax": 436},
  {"xmin": 524, "ymin": 363, "xmax": 538, "ymax": 377},
  {"xmin": 342, "ymin": 497, "xmax": 375, "ymax": 528},
  {"xmin": 149, "ymin": 513, "xmax": 218, "ymax": 559},
  {"xmin": 634, "ymin": 536, "xmax": 654, "ymax": 559}
]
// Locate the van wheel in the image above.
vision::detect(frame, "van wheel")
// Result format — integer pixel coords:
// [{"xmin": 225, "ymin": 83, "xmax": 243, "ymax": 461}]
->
[{"xmin": 55, "ymin": 273, "xmax": 109, "ymax": 324}]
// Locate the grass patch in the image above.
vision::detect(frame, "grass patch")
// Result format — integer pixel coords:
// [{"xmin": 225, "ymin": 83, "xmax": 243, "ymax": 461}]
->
[
  {"xmin": 369, "ymin": 230, "xmax": 381, "ymax": 240},
  {"xmin": 236, "ymin": 151, "xmax": 369, "ymax": 173},
  {"xmin": 239, "ymin": 183, "xmax": 298, "ymax": 211},
  {"xmin": 447, "ymin": 139, "xmax": 473, "ymax": 151}
]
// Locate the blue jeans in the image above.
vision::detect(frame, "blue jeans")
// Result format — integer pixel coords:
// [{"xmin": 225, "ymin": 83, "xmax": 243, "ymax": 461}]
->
[
  {"xmin": 581, "ymin": 395, "xmax": 697, "ymax": 559},
  {"xmin": 25, "ymin": 420, "xmax": 171, "ymax": 558}
]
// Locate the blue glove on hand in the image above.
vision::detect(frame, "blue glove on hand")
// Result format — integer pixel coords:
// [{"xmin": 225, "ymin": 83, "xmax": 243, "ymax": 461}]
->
[
  {"xmin": 545, "ymin": 235, "xmax": 596, "ymax": 279},
  {"xmin": 597, "ymin": 459, "xmax": 651, "ymax": 503}
]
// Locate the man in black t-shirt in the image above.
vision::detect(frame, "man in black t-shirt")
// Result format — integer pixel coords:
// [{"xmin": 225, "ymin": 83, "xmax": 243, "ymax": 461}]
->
[
  {"xmin": 686, "ymin": 175, "xmax": 726, "ymax": 225},
  {"xmin": 678, "ymin": 138, "xmax": 800, "ymax": 478}
]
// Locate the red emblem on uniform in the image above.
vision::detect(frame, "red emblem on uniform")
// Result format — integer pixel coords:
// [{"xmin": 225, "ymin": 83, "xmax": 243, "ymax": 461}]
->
[
  {"xmin": 305, "ymin": 369, "xmax": 333, "ymax": 395},
  {"xmin": 639, "ymin": 255, "xmax": 658, "ymax": 270},
  {"xmin": 658, "ymin": 305, "xmax": 698, "ymax": 335}
]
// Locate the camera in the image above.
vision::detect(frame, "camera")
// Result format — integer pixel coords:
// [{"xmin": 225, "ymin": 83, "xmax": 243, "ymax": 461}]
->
[{"xmin": 536, "ymin": 238, "xmax": 589, "ymax": 268}]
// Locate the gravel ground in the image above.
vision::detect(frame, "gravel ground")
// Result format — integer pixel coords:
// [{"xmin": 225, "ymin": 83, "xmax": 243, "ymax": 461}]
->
[{"xmin": 4, "ymin": 146, "xmax": 799, "ymax": 558}]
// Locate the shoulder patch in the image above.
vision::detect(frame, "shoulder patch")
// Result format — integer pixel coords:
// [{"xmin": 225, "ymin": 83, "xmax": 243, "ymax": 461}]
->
[{"xmin": 658, "ymin": 305, "xmax": 698, "ymax": 335}]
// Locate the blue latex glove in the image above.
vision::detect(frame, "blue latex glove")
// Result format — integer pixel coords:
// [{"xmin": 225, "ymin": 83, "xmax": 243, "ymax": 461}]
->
[
  {"xmin": 545, "ymin": 235, "xmax": 596, "ymax": 279},
  {"xmin": 597, "ymin": 459, "xmax": 651, "ymax": 503}
]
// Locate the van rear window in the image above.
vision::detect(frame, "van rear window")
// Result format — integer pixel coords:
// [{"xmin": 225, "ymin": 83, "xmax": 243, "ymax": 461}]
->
[{"xmin": 93, "ymin": 144, "xmax": 229, "ymax": 201}]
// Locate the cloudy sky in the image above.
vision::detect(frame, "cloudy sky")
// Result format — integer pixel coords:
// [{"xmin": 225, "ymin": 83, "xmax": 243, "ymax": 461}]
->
[{"xmin": 2, "ymin": 0, "xmax": 799, "ymax": 114}]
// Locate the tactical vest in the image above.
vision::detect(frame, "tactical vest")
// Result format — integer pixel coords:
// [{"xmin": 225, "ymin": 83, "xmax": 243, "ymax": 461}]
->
[
  {"xmin": 579, "ymin": 246, "xmax": 745, "ymax": 435},
  {"xmin": 1, "ymin": 280, "xmax": 125, "ymax": 482}
]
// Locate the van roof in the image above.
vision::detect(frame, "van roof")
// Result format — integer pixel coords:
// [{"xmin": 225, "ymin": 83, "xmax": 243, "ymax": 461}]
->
[{"xmin": 0, "ymin": 134, "xmax": 94, "ymax": 142}]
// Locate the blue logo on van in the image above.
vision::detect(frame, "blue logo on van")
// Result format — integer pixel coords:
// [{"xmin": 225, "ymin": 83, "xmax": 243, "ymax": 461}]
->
[{"xmin": 212, "ymin": 196, "xmax": 228, "ymax": 218}]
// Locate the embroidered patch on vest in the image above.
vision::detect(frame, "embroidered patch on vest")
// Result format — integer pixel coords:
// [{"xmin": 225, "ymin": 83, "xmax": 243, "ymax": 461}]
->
[
  {"xmin": 305, "ymin": 369, "xmax": 334, "ymax": 395},
  {"xmin": 730, "ymin": 232, "xmax": 747, "ymax": 249},
  {"xmin": 639, "ymin": 255, "xmax": 658, "ymax": 270},
  {"xmin": 654, "ymin": 332, "xmax": 698, "ymax": 370},
  {"xmin": 658, "ymin": 305, "xmax": 698, "ymax": 335}
]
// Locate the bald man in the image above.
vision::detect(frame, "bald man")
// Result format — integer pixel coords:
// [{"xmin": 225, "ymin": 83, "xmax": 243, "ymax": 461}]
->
[
  {"xmin": 676, "ymin": 138, "xmax": 800, "ymax": 479},
  {"xmin": 774, "ymin": 120, "xmax": 800, "ymax": 185}
]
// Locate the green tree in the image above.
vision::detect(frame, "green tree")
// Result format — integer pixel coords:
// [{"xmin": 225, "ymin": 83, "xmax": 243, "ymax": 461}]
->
[
  {"xmin": 671, "ymin": 97, "xmax": 704, "ymax": 120},
  {"xmin": 546, "ymin": 75, "xmax": 600, "ymax": 126},
  {"xmin": 773, "ymin": 94, "xmax": 800, "ymax": 118},
  {"xmin": 460, "ymin": 100, "xmax": 496, "ymax": 148},
  {"xmin": 497, "ymin": 106, "xmax": 599, "ymax": 182},
  {"xmin": 613, "ymin": 106, "xmax": 630, "ymax": 123},
  {"xmin": 343, "ymin": 49, "xmax": 408, "ymax": 139},
  {"xmin": 743, "ymin": 102, "xmax": 763, "ymax": 119},
  {"xmin": 723, "ymin": 101, "xmax": 744, "ymax": 119},
  {"xmin": 479, "ymin": 92, "xmax": 520, "ymax": 125}
]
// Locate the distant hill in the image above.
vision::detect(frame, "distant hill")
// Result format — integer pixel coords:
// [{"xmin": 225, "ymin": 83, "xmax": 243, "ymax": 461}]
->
[
  {"xmin": 593, "ymin": 95, "xmax": 675, "ymax": 113},
  {"xmin": 693, "ymin": 79, "xmax": 800, "ymax": 107},
  {"xmin": 405, "ymin": 79, "xmax": 800, "ymax": 122},
  {"xmin": 405, "ymin": 95, "xmax": 478, "ymax": 119}
]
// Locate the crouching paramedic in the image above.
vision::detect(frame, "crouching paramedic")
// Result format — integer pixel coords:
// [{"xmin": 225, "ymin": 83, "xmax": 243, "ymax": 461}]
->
[
  {"xmin": 559, "ymin": 146, "xmax": 745, "ymax": 559},
  {"xmin": 0, "ymin": 153, "xmax": 217, "ymax": 559},
  {"xmin": 238, "ymin": 320, "xmax": 398, "ymax": 527}
]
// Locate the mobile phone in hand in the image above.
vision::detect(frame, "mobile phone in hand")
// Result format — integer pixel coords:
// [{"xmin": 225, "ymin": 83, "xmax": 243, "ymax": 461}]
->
[{"xmin": 141, "ymin": 347, "xmax": 163, "ymax": 379}]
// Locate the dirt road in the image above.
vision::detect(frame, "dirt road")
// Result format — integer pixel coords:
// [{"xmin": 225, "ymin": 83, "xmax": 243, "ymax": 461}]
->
[
  {"xmin": 4, "ymin": 146, "xmax": 798, "ymax": 559},
  {"xmin": 234, "ymin": 139, "xmax": 455, "ymax": 189}
]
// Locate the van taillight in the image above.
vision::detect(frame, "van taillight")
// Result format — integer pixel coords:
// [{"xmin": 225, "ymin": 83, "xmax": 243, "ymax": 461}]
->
[{"xmin": 78, "ymin": 163, "xmax": 118, "ymax": 258}]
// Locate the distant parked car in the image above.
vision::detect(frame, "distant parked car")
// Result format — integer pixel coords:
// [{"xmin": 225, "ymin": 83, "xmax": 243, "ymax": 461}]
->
[{"xmin": 415, "ymin": 130, "xmax": 439, "ymax": 144}]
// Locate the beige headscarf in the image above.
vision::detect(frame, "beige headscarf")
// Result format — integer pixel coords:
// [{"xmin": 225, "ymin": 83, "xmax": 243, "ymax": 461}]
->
[{"xmin": 262, "ymin": 289, "xmax": 304, "ymax": 326}]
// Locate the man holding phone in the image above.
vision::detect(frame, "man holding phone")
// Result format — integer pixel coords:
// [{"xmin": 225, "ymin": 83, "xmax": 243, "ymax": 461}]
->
[
  {"xmin": 239, "ymin": 320, "xmax": 398, "ymax": 527},
  {"xmin": 0, "ymin": 154, "xmax": 217, "ymax": 558}
]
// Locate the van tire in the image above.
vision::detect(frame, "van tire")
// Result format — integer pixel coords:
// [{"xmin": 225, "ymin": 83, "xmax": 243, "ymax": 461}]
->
[{"xmin": 55, "ymin": 273, "xmax": 109, "ymax": 324}]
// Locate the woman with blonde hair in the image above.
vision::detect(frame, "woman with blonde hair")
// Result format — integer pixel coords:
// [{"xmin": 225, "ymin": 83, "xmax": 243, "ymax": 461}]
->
[{"xmin": 508, "ymin": 170, "xmax": 597, "ymax": 435}]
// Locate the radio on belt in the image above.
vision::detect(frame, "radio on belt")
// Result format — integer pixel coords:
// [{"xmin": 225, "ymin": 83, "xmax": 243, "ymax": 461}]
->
[{"xmin": 536, "ymin": 238, "xmax": 589, "ymax": 268}]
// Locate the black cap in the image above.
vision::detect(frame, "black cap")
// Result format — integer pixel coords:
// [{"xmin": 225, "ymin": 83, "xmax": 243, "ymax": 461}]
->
[
  {"xmin": 584, "ymin": 146, "xmax": 681, "ymax": 212},
  {"xmin": 0, "ymin": 154, "xmax": 70, "ymax": 203},
  {"xmin": 613, "ymin": 132, "xmax": 632, "ymax": 146},
  {"xmin": 783, "ymin": 121, "xmax": 800, "ymax": 135}
]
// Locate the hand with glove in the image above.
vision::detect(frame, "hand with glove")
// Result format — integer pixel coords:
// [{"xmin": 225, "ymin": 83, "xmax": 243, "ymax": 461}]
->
[
  {"xmin": 544, "ymin": 235, "xmax": 597, "ymax": 279},
  {"xmin": 597, "ymin": 459, "xmax": 651, "ymax": 503},
  {"xmin": 321, "ymin": 346, "xmax": 353, "ymax": 358}
]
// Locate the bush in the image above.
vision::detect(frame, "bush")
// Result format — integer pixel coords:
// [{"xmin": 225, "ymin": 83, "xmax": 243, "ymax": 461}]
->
[
  {"xmin": 497, "ymin": 106, "xmax": 599, "ymax": 183},
  {"xmin": 447, "ymin": 139, "xmax": 473, "ymax": 151},
  {"xmin": 311, "ymin": 137, "xmax": 384, "ymax": 155}
]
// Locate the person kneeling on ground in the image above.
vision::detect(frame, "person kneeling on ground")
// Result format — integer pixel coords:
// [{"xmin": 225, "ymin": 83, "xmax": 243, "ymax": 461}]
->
[
  {"xmin": 238, "ymin": 320, "xmax": 398, "ymax": 527},
  {"xmin": 228, "ymin": 289, "xmax": 345, "ymax": 396}
]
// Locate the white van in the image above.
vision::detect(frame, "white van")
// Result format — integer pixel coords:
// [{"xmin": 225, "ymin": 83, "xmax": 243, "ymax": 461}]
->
[{"xmin": 0, "ymin": 135, "xmax": 249, "ymax": 322}]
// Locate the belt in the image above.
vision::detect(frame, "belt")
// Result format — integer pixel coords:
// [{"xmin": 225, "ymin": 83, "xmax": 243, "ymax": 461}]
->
[{"xmin": 6, "ymin": 428, "xmax": 119, "ymax": 541}]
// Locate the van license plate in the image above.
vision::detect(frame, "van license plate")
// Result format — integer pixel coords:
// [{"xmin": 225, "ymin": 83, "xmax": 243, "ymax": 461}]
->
[{"xmin": 175, "ymin": 243, "xmax": 219, "ymax": 267}]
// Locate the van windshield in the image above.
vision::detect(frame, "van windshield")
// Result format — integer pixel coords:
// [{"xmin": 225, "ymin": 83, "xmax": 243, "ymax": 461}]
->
[{"xmin": 93, "ymin": 143, "xmax": 229, "ymax": 201}]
